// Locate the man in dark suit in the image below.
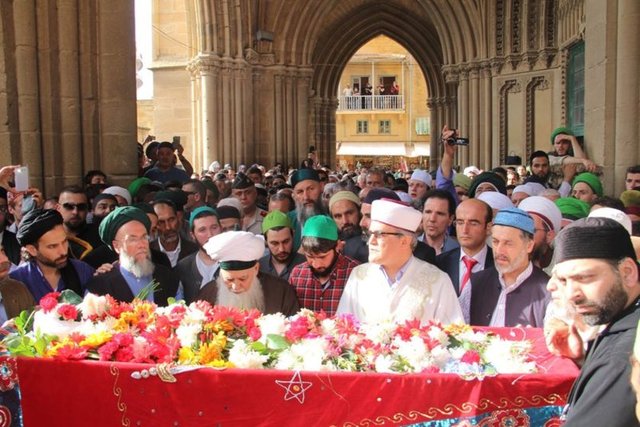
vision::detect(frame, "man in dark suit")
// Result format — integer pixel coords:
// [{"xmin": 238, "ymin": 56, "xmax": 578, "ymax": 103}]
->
[
  {"xmin": 343, "ymin": 187, "xmax": 436, "ymax": 265},
  {"xmin": 151, "ymin": 199, "xmax": 198, "ymax": 267},
  {"xmin": 86, "ymin": 206, "xmax": 178, "ymax": 306},
  {"xmin": 436, "ymin": 199, "xmax": 494, "ymax": 322}
]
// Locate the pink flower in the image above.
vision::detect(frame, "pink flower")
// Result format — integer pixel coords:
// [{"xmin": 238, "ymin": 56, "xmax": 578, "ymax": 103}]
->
[
  {"xmin": 39, "ymin": 292, "xmax": 60, "ymax": 313},
  {"xmin": 285, "ymin": 316, "xmax": 311, "ymax": 342},
  {"xmin": 461, "ymin": 350, "xmax": 481, "ymax": 364},
  {"xmin": 57, "ymin": 304, "xmax": 79, "ymax": 321},
  {"xmin": 54, "ymin": 344, "xmax": 89, "ymax": 361}
]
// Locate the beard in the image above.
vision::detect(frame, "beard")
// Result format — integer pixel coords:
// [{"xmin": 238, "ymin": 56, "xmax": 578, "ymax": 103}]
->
[
  {"xmin": 309, "ymin": 250, "xmax": 339, "ymax": 277},
  {"xmin": 64, "ymin": 217, "xmax": 85, "ymax": 233},
  {"xmin": 495, "ymin": 249, "xmax": 530, "ymax": 277},
  {"xmin": 573, "ymin": 276, "xmax": 629, "ymax": 326},
  {"xmin": 216, "ymin": 276, "xmax": 265, "ymax": 312},
  {"xmin": 120, "ymin": 251, "xmax": 155, "ymax": 279},
  {"xmin": 296, "ymin": 198, "xmax": 326, "ymax": 226},
  {"xmin": 339, "ymin": 223, "xmax": 362, "ymax": 240},
  {"xmin": 37, "ymin": 253, "xmax": 68, "ymax": 269}
]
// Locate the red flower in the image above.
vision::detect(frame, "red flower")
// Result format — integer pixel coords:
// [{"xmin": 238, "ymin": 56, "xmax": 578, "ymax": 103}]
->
[
  {"xmin": 421, "ymin": 365, "xmax": 440, "ymax": 374},
  {"xmin": 285, "ymin": 316, "xmax": 311, "ymax": 342},
  {"xmin": 57, "ymin": 304, "xmax": 79, "ymax": 321},
  {"xmin": 54, "ymin": 343, "xmax": 89, "ymax": 361},
  {"xmin": 39, "ymin": 292, "xmax": 60, "ymax": 313},
  {"xmin": 461, "ymin": 350, "xmax": 481, "ymax": 364}
]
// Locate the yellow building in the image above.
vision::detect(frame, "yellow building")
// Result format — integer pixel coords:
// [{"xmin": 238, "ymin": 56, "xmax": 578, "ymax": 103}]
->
[{"xmin": 336, "ymin": 36, "xmax": 430, "ymax": 172}]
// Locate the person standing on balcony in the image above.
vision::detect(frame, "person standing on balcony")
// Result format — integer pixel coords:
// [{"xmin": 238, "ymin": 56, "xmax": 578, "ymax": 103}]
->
[{"xmin": 390, "ymin": 81, "xmax": 400, "ymax": 108}]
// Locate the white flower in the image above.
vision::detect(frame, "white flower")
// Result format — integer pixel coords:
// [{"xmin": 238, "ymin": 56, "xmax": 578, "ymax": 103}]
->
[
  {"xmin": 427, "ymin": 326, "xmax": 450, "ymax": 346},
  {"xmin": 78, "ymin": 293, "xmax": 109, "ymax": 319},
  {"xmin": 176, "ymin": 323, "xmax": 202, "ymax": 348},
  {"xmin": 274, "ymin": 338, "xmax": 329, "ymax": 371},
  {"xmin": 319, "ymin": 318, "xmax": 337, "ymax": 336},
  {"xmin": 77, "ymin": 318, "xmax": 117, "ymax": 337},
  {"xmin": 395, "ymin": 336, "xmax": 433, "ymax": 372},
  {"xmin": 33, "ymin": 310, "xmax": 81, "ymax": 340},
  {"xmin": 132, "ymin": 336, "xmax": 149, "ymax": 361},
  {"xmin": 484, "ymin": 338, "xmax": 536, "ymax": 374},
  {"xmin": 374, "ymin": 354, "xmax": 395, "ymax": 373},
  {"xmin": 228, "ymin": 340, "xmax": 269, "ymax": 369},
  {"xmin": 256, "ymin": 313, "xmax": 287, "ymax": 343},
  {"xmin": 361, "ymin": 320, "xmax": 395, "ymax": 345}
]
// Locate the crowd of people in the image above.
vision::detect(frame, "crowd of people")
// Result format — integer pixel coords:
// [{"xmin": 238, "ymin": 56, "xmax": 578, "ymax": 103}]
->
[{"xmin": 2, "ymin": 125, "xmax": 640, "ymax": 424}]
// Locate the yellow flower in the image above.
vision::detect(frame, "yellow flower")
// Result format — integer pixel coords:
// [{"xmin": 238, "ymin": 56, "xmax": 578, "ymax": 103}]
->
[
  {"xmin": 79, "ymin": 331, "xmax": 112, "ymax": 348},
  {"xmin": 178, "ymin": 347, "xmax": 195, "ymax": 364},
  {"xmin": 444, "ymin": 323, "xmax": 473, "ymax": 335}
]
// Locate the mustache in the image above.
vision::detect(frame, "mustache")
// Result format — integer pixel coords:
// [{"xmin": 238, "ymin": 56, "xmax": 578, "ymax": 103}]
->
[{"xmin": 0, "ymin": 261, "xmax": 10, "ymax": 271}]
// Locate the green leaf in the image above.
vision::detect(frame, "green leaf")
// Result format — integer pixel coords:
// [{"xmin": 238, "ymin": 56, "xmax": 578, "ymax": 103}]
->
[
  {"xmin": 265, "ymin": 334, "xmax": 290, "ymax": 351},
  {"xmin": 136, "ymin": 280, "xmax": 160, "ymax": 301},
  {"xmin": 250, "ymin": 341, "xmax": 267, "ymax": 353},
  {"xmin": 59, "ymin": 290, "xmax": 83, "ymax": 305}
]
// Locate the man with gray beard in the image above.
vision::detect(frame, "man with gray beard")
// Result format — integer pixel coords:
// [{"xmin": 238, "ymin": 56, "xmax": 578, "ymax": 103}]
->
[
  {"xmin": 86, "ymin": 207, "xmax": 179, "ymax": 306},
  {"xmin": 197, "ymin": 231, "xmax": 300, "ymax": 315},
  {"xmin": 285, "ymin": 168, "xmax": 326, "ymax": 252}
]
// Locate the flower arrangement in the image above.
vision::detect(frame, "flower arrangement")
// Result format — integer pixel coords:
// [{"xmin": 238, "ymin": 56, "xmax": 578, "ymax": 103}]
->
[{"xmin": 2, "ymin": 291, "xmax": 536, "ymax": 377}]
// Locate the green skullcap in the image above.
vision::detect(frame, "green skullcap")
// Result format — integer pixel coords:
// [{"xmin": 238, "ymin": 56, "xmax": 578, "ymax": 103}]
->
[
  {"xmin": 261, "ymin": 210, "xmax": 292, "ymax": 234},
  {"xmin": 128, "ymin": 177, "xmax": 152, "ymax": 199},
  {"xmin": 290, "ymin": 168, "xmax": 320, "ymax": 188},
  {"xmin": 555, "ymin": 197, "xmax": 590, "ymax": 220},
  {"xmin": 189, "ymin": 206, "xmax": 217, "ymax": 229},
  {"xmin": 453, "ymin": 173, "xmax": 472, "ymax": 191},
  {"xmin": 550, "ymin": 127, "xmax": 573, "ymax": 145},
  {"xmin": 99, "ymin": 206, "xmax": 151, "ymax": 250},
  {"xmin": 302, "ymin": 215, "xmax": 338, "ymax": 241},
  {"xmin": 572, "ymin": 172, "xmax": 603, "ymax": 197}
]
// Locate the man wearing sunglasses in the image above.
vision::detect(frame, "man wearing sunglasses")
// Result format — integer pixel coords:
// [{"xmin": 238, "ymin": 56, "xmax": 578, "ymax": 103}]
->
[{"xmin": 56, "ymin": 186, "xmax": 103, "ymax": 259}]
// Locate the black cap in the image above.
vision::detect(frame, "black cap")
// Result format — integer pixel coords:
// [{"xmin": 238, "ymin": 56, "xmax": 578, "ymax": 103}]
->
[{"xmin": 232, "ymin": 172, "xmax": 254, "ymax": 190}]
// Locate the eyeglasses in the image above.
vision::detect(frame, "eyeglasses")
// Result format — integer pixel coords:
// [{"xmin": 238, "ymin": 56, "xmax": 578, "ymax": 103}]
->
[
  {"xmin": 368, "ymin": 230, "xmax": 404, "ymax": 240},
  {"xmin": 62, "ymin": 203, "xmax": 88, "ymax": 211}
]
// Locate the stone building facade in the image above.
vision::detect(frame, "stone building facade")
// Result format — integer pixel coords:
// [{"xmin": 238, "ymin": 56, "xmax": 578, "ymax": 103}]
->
[{"xmin": 1, "ymin": 0, "xmax": 639, "ymax": 197}]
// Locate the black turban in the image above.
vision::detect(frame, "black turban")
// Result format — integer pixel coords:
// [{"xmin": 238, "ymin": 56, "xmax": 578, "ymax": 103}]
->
[
  {"xmin": 554, "ymin": 217, "xmax": 637, "ymax": 265},
  {"xmin": 16, "ymin": 209, "xmax": 63, "ymax": 246},
  {"xmin": 98, "ymin": 206, "xmax": 151, "ymax": 250},
  {"xmin": 468, "ymin": 172, "xmax": 507, "ymax": 198},
  {"xmin": 363, "ymin": 188, "xmax": 400, "ymax": 205},
  {"xmin": 154, "ymin": 190, "xmax": 187, "ymax": 212},
  {"xmin": 232, "ymin": 172, "xmax": 254, "ymax": 190}
]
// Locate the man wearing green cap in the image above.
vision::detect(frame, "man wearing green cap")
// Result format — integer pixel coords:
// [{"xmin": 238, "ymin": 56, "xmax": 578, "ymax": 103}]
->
[
  {"xmin": 571, "ymin": 172, "xmax": 603, "ymax": 203},
  {"xmin": 176, "ymin": 207, "xmax": 222, "ymax": 304},
  {"xmin": 547, "ymin": 127, "xmax": 599, "ymax": 190},
  {"xmin": 289, "ymin": 215, "xmax": 358, "ymax": 316},
  {"xmin": 86, "ymin": 206, "xmax": 179, "ymax": 306},
  {"xmin": 259, "ymin": 211, "xmax": 305, "ymax": 281}
]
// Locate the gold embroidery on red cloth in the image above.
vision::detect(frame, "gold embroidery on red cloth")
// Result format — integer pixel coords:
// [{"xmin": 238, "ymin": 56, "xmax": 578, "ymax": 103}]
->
[
  {"xmin": 335, "ymin": 393, "xmax": 566, "ymax": 426},
  {"xmin": 110, "ymin": 364, "xmax": 131, "ymax": 427}
]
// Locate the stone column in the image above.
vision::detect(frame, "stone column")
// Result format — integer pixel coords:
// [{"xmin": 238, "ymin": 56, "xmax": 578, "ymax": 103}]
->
[
  {"xmin": 469, "ymin": 64, "xmax": 480, "ymax": 167},
  {"xmin": 614, "ymin": 0, "xmax": 640, "ymax": 191},
  {"xmin": 458, "ymin": 68, "xmax": 470, "ymax": 167},
  {"xmin": 480, "ymin": 64, "xmax": 493, "ymax": 169}
]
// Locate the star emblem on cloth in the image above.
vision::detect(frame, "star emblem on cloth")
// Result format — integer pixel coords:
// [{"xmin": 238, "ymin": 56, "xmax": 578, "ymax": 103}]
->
[{"xmin": 275, "ymin": 371, "xmax": 312, "ymax": 403}]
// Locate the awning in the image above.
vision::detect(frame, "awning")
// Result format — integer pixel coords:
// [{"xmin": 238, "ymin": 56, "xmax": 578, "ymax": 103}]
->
[{"xmin": 336, "ymin": 142, "xmax": 430, "ymax": 157}]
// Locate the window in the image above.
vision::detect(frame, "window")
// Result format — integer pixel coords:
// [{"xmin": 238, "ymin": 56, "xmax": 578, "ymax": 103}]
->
[
  {"xmin": 378, "ymin": 120, "xmax": 391, "ymax": 134},
  {"xmin": 356, "ymin": 120, "xmax": 369, "ymax": 134},
  {"xmin": 415, "ymin": 117, "xmax": 430, "ymax": 135},
  {"xmin": 567, "ymin": 41, "xmax": 584, "ymax": 136}
]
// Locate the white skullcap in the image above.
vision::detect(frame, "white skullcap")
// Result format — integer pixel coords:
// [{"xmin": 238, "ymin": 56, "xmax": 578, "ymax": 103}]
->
[
  {"xmin": 217, "ymin": 197, "xmax": 244, "ymax": 217},
  {"xmin": 589, "ymin": 207, "xmax": 632, "ymax": 235},
  {"xmin": 371, "ymin": 199, "xmax": 422, "ymax": 233},
  {"xmin": 512, "ymin": 185, "xmax": 531, "ymax": 196},
  {"xmin": 395, "ymin": 191, "xmax": 413, "ymax": 204},
  {"xmin": 477, "ymin": 191, "xmax": 513, "ymax": 211},
  {"xmin": 409, "ymin": 169, "xmax": 432, "ymax": 187},
  {"xmin": 464, "ymin": 166, "xmax": 481, "ymax": 176},
  {"xmin": 518, "ymin": 196, "xmax": 563, "ymax": 234},
  {"xmin": 204, "ymin": 231, "xmax": 265, "ymax": 268},
  {"xmin": 103, "ymin": 186, "xmax": 131, "ymax": 205},
  {"xmin": 208, "ymin": 161, "xmax": 221, "ymax": 172}
]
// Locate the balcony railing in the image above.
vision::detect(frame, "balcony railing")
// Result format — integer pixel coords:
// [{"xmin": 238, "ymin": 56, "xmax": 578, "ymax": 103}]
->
[{"xmin": 337, "ymin": 95, "xmax": 404, "ymax": 111}]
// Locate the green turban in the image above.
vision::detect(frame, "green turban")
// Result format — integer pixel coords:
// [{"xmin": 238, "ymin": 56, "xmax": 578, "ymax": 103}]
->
[
  {"xmin": 555, "ymin": 197, "xmax": 590, "ymax": 220},
  {"xmin": 128, "ymin": 177, "xmax": 152, "ymax": 199},
  {"xmin": 99, "ymin": 206, "xmax": 151, "ymax": 250},
  {"xmin": 453, "ymin": 173, "xmax": 472, "ymax": 191},
  {"xmin": 572, "ymin": 172, "xmax": 603, "ymax": 197}
]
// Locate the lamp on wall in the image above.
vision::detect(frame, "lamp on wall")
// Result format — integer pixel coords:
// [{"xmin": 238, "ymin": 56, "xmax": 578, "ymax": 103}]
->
[{"xmin": 256, "ymin": 30, "xmax": 274, "ymax": 42}]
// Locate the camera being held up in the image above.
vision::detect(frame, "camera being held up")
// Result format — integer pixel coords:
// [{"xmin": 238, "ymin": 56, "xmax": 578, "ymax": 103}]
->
[{"xmin": 443, "ymin": 129, "xmax": 469, "ymax": 146}]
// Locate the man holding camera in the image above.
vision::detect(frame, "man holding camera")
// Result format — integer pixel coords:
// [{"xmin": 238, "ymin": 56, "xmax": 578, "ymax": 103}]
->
[
  {"xmin": 435, "ymin": 126, "xmax": 468, "ymax": 206},
  {"xmin": 143, "ymin": 141, "xmax": 190, "ymax": 184}
]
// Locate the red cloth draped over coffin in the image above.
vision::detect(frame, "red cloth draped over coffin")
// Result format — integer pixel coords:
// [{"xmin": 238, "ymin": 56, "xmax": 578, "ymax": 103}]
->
[{"xmin": 17, "ymin": 328, "xmax": 579, "ymax": 427}]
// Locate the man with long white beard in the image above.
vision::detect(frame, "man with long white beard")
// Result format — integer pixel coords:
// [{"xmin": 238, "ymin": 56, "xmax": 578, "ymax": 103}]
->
[
  {"xmin": 197, "ymin": 231, "xmax": 300, "ymax": 315},
  {"xmin": 86, "ymin": 206, "xmax": 179, "ymax": 306}
]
